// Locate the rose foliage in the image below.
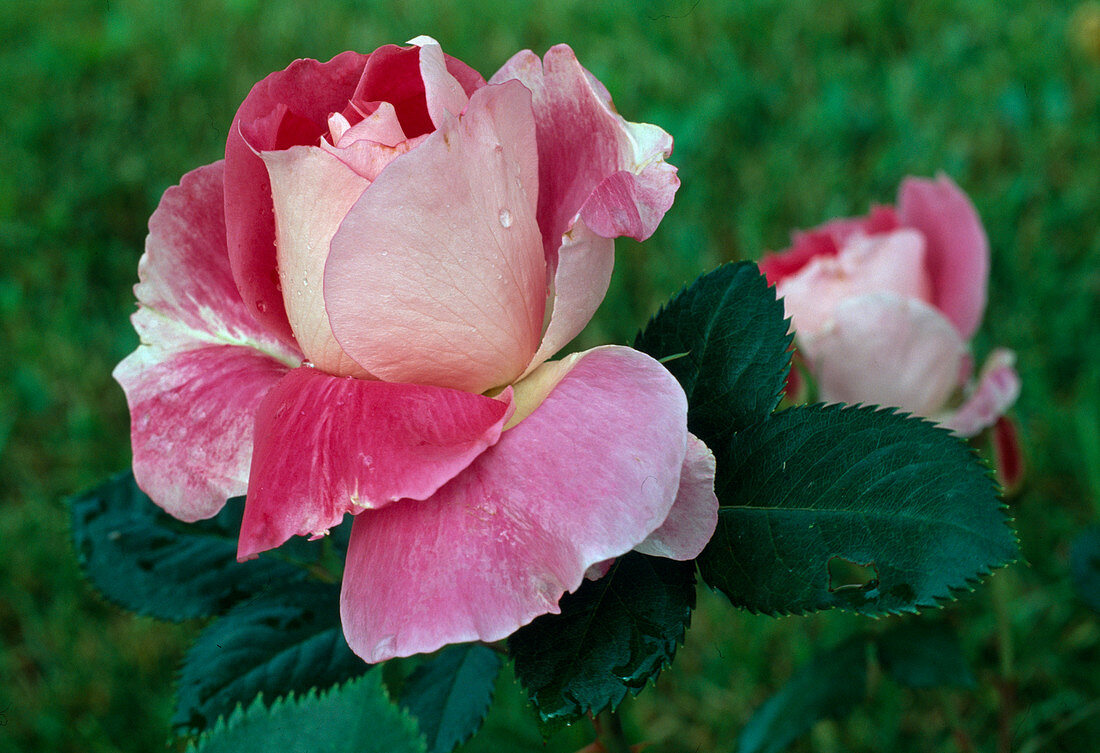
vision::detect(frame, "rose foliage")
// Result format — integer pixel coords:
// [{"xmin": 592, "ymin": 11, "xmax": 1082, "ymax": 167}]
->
[{"xmin": 72, "ymin": 37, "xmax": 1019, "ymax": 752}]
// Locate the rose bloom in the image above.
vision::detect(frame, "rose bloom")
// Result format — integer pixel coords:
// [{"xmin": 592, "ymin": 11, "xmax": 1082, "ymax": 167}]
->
[
  {"xmin": 114, "ymin": 37, "xmax": 718, "ymax": 662},
  {"xmin": 758, "ymin": 174, "xmax": 1020, "ymax": 445}
]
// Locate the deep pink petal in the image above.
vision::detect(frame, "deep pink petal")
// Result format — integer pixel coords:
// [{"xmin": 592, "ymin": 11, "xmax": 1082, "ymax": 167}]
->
[
  {"xmin": 339, "ymin": 346, "xmax": 691, "ymax": 662},
  {"xmin": 490, "ymin": 45, "xmax": 678, "ymax": 261},
  {"xmin": 325, "ymin": 81, "xmax": 545, "ymax": 393},
  {"xmin": 635, "ymin": 433, "xmax": 718, "ymax": 560},
  {"xmin": 238, "ymin": 368, "xmax": 514, "ymax": 559},
  {"xmin": 113, "ymin": 162, "xmax": 300, "ymax": 520},
  {"xmin": 225, "ymin": 52, "xmax": 371, "ymax": 345},
  {"xmin": 804, "ymin": 293, "xmax": 968, "ymax": 416},
  {"xmin": 522, "ymin": 217, "xmax": 615, "ymax": 375},
  {"xmin": 939, "ymin": 348, "xmax": 1021, "ymax": 437},
  {"xmin": 898, "ymin": 174, "xmax": 989, "ymax": 339},
  {"xmin": 759, "ymin": 205, "xmax": 899, "ymax": 284},
  {"xmin": 993, "ymin": 415, "xmax": 1025, "ymax": 493}
]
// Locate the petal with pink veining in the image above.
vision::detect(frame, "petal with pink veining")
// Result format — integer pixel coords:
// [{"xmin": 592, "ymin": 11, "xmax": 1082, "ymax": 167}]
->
[
  {"xmin": 635, "ymin": 433, "xmax": 719, "ymax": 560},
  {"xmin": 898, "ymin": 174, "xmax": 989, "ymax": 339},
  {"xmin": 490, "ymin": 45, "xmax": 678, "ymax": 260},
  {"xmin": 939, "ymin": 348, "xmax": 1021, "ymax": 437},
  {"xmin": 238, "ymin": 367, "xmax": 514, "ymax": 560},
  {"xmin": 225, "ymin": 51, "xmax": 371, "ymax": 344},
  {"xmin": 113, "ymin": 162, "xmax": 301, "ymax": 521},
  {"xmin": 804, "ymin": 293, "xmax": 968, "ymax": 417},
  {"xmin": 325, "ymin": 81, "xmax": 545, "ymax": 394},
  {"xmin": 521, "ymin": 217, "xmax": 615, "ymax": 376},
  {"xmin": 339, "ymin": 345, "xmax": 691, "ymax": 662}
]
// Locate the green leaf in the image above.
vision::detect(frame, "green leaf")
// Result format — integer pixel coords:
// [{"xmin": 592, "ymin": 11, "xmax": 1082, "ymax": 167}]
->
[
  {"xmin": 192, "ymin": 672, "xmax": 426, "ymax": 753},
  {"xmin": 399, "ymin": 644, "xmax": 503, "ymax": 753},
  {"xmin": 698, "ymin": 404, "xmax": 1016, "ymax": 616},
  {"xmin": 508, "ymin": 552, "xmax": 695, "ymax": 724},
  {"xmin": 174, "ymin": 581, "xmax": 367, "ymax": 734},
  {"xmin": 737, "ymin": 637, "xmax": 869, "ymax": 753},
  {"xmin": 1070, "ymin": 525, "xmax": 1100, "ymax": 614},
  {"xmin": 69, "ymin": 470, "xmax": 312, "ymax": 621},
  {"xmin": 875, "ymin": 620, "xmax": 976, "ymax": 689},
  {"xmin": 633, "ymin": 261, "xmax": 792, "ymax": 448}
]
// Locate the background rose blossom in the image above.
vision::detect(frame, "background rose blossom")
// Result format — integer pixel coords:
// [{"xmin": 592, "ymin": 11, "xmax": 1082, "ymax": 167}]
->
[
  {"xmin": 111, "ymin": 38, "xmax": 717, "ymax": 663},
  {"xmin": 758, "ymin": 174, "xmax": 1021, "ymax": 438}
]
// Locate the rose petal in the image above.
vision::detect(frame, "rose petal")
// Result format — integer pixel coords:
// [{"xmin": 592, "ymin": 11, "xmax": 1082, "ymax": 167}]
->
[
  {"xmin": 113, "ymin": 162, "xmax": 301, "ymax": 520},
  {"xmin": 331, "ymin": 101, "xmax": 407, "ymax": 149},
  {"xmin": 491, "ymin": 45, "xmax": 678, "ymax": 261},
  {"xmin": 225, "ymin": 51, "xmax": 371, "ymax": 345},
  {"xmin": 993, "ymin": 415, "xmax": 1025, "ymax": 492},
  {"xmin": 777, "ymin": 229, "xmax": 933, "ymax": 341},
  {"xmin": 635, "ymin": 433, "xmax": 719, "ymax": 560},
  {"xmin": 759, "ymin": 205, "xmax": 900, "ymax": 284},
  {"xmin": 521, "ymin": 217, "xmax": 615, "ymax": 376},
  {"xmin": 898, "ymin": 174, "xmax": 989, "ymax": 339},
  {"xmin": 804, "ymin": 293, "xmax": 968, "ymax": 417},
  {"xmin": 325, "ymin": 80, "xmax": 545, "ymax": 394},
  {"xmin": 938, "ymin": 348, "xmax": 1021, "ymax": 437},
  {"xmin": 260, "ymin": 146, "xmax": 371, "ymax": 377},
  {"xmin": 238, "ymin": 367, "xmax": 514, "ymax": 559},
  {"xmin": 339, "ymin": 345, "xmax": 691, "ymax": 662},
  {"xmin": 409, "ymin": 36, "xmax": 471, "ymax": 128}
]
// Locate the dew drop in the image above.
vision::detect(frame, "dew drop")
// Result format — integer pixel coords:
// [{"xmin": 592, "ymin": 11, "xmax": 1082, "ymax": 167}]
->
[
  {"xmin": 498, "ymin": 208, "xmax": 513, "ymax": 228},
  {"xmin": 256, "ymin": 300, "xmax": 268, "ymax": 313}
]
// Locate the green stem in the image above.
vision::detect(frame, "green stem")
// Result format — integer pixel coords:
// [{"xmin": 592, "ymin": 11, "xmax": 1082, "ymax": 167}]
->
[
  {"xmin": 991, "ymin": 570, "xmax": 1017, "ymax": 753},
  {"xmin": 594, "ymin": 709, "xmax": 632, "ymax": 753}
]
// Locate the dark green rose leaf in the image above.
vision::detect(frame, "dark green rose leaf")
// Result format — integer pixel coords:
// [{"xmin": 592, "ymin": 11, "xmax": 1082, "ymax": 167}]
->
[
  {"xmin": 1070, "ymin": 525, "xmax": 1100, "ymax": 613},
  {"xmin": 699, "ymin": 404, "xmax": 1016, "ymax": 616},
  {"xmin": 875, "ymin": 619, "xmax": 976, "ymax": 689},
  {"xmin": 399, "ymin": 643, "xmax": 503, "ymax": 752},
  {"xmin": 737, "ymin": 636, "xmax": 869, "ymax": 753},
  {"xmin": 69, "ymin": 470, "xmax": 315, "ymax": 621},
  {"xmin": 508, "ymin": 552, "xmax": 695, "ymax": 724},
  {"xmin": 174, "ymin": 581, "xmax": 367, "ymax": 734},
  {"xmin": 191, "ymin": 672, "xmax": 425, "ymax": 753},
  {"xmin": 634, "ymin": 261, "xmax": 791, "ymax": 449}
]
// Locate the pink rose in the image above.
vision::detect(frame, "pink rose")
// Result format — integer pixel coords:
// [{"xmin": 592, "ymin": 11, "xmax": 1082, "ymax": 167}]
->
[
  {"xmin": 758, "ymin": 174, "xmax": 1020, "ymax": 437},
  {"xmin": 113, "ymin": 38, "xmax": 718, "ymax": 662}
]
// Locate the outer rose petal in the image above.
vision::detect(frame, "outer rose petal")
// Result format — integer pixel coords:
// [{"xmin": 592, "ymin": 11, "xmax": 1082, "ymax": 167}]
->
[
  {"xmin": 340, "ymin": 346, "xmax": 692, "ymax": 662},
  {"xmin": 225, "ymin": 51, "xmax": 371, "ymax": 345},
  {"xmin": 898, "ymin": 174, "xmax": 989, "ymax": 339},
  {"xmin": 238, "ymin": 367, "xmax": 514, "ymax": 559},
  {"xmin": 113, "ymin": 162, "xmax": 301, "ymax": 520},
  {"xmin": 804, "ymin": 293, "xmax": 968, "ymax": 416},
  {"xmin": 325, "ymin": 81, "xmax": 545, "ymax": 394},
  {"xmin": 939, "ymin": 348, "xmax": 1021, "ymax": 437},
  {"xmin": 521, "ymin": 217, "xmax": 615, "ymax": 376},
  {"xmin": 490, "ymin": 45, "xmax": 678, "ymax": 260},
  {"xmin": 635, "ymin": 433, "xmax": 719, "ymax": 560},
  {"xmin": 776, "ymin": 229, "xmax": 933, "ymax": 341}
]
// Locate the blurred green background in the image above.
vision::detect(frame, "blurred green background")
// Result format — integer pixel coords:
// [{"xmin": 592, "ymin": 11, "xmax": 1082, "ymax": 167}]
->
[{"xmin": 3, "ymin": 0, "xmax": 1100, "ymax": 750}]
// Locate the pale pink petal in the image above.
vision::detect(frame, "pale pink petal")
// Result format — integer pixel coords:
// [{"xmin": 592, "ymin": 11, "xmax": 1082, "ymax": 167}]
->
[
  {"xmin": 490, "ymin": 45, "xmax": 678, "ymax": 261},
  {"xmin": 115, "ymin": 346, "xmax": 291, "ymax": 522},
  {"xmin": 321, "ymin": 133, "xmax": 427, "ymax": 182},
  {"xmin": 635, "ymin": 434, "xmax": 718, "ymax": 560},
  {"xmin": 260, "ymin": 146, "xmax": 371, "ymax": 377},
  {"xmin": 339, "ymin": 345, "xmax": 691, "ymax": 662},
  {"xmin": 521, "ymin": 217, "xmax": 615, "ymax": 376},
  {"xmin": 939, "ymin": 348, "xmax": 1021, "ymax": 437},
  {"xmin": 804, "ymin": 293, "xmax": 968, "ymax": 417},
  {"xmin": 898, "ymin": 174, "xmax": 989, "ymax": 339},
  {"xmin": 113, "ymin": 162, "xmax": 301, "ymax": 521},
  {"xmin": 408, "ymin": 36, "xmax": 471, "ymax": 128},
  {"xmin": 225, "ymin": 51, "xmax": 371, "ymax": 345},
  {"xmin": 331, "ymin": 101, "xmax": 407, "ymax": 149},
  {"xmin": 324, "ymin": 81, "xmax": 545, "ymax": 394},
  {"xmin": 238, "ymin": 367, "xmax": 514, "ymax": 560},
  {"xmin": 759, "ymin": 205, "xmax": 900, "ymax": 284},
  {"xmin": 777, "ymin": 229, "xmax": 933, "ymax": 341}
]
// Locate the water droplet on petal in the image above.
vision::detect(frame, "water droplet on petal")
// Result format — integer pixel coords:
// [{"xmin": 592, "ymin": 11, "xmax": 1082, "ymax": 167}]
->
[{"xmin": 498, "ymin": 208, "xmax": 513, "ymax": 228}]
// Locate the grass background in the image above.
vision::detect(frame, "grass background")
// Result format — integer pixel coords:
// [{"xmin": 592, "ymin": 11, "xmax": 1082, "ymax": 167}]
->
[{"xmin": 2, "ymin": 0, "xmax": 1100, "ymax": 750}]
